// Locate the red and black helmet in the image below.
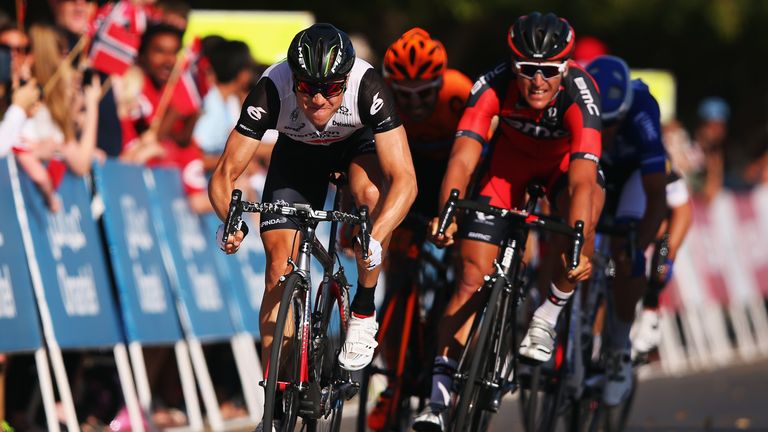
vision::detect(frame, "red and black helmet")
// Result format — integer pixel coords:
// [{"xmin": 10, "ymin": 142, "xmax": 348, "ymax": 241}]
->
[{"xmin": 508, "ymin": 12, "xmax": 575, "ymax": 62}]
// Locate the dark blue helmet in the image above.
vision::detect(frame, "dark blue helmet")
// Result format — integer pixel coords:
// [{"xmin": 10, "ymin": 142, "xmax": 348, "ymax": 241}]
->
[{"xmin": 586, "ymin": 55, "xmax": 633, "ymax": 123}]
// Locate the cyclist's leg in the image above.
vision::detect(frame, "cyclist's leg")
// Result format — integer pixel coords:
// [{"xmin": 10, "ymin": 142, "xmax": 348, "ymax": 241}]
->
[
  {"xmin": 521, "ymin": 167, "xmax": 604, "ymax": 362},
  {"xmin": 339, "ymin": 132, "xmax": 391, "ymax": 370},
  {"xmin": 413, "ymin": 201, "xmax": 505, "ymax": 430},
  {"xmin": 258, "ymin": 137, "xmax": 337, "ymax": 367},
  {"xmin": 604, "ymin": 170, "xmax": 648, "ymax": 405}
]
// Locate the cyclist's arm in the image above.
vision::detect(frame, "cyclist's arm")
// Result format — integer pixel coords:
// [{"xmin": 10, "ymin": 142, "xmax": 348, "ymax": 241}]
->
[
  {"xmin": 567, "ymin": 159, "xmax": 597, "ymax": 230},
  {"xmin": 209, "ymin": 131, "xmax": 262, "ymax": 221},
  {"xmin": 443, "ymin": 69, "xmax": 502, "ymax": 204},
  {"xmin": 209, "ymin": 75, "xmax": 279, "ymax": 221},
  {"xmin": 440, "ymin": 135, "xmax": 484, "ymax": 205},
  {"xmin": 638, "ymin": 173, "xmax": 668, "ymax": 250},
  {"xmin": 371, "ymin": 125, "xmax": 417, "ymax": 241},
  {"xmin": 628, "ymin": 87, "xmax": 670, "ymax": 250}
]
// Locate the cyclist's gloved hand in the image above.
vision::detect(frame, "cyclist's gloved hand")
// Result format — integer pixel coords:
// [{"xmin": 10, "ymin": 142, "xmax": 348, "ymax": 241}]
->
[
  {"xmin": 357, "ymin": 236, "xmax": 382, "ymax": 270},
  {"xmin": 216, "ymin": 221, "xmax": 249, "ymax": 253}
]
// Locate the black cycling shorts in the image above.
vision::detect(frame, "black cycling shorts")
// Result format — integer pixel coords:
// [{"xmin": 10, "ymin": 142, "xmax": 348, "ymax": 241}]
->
[{"xmin": 260, "ymin": 129, "xmax": 376, "ymax": 233}]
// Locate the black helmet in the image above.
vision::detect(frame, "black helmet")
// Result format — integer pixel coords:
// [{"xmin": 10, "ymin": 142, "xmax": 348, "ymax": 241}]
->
[
  {"xmin": 287, "ymin": 23, "xmax": 356, "ymax": 83},
  {"xmin": 508, "ymin": 12, "xmax": 575, "ymax": 61}
]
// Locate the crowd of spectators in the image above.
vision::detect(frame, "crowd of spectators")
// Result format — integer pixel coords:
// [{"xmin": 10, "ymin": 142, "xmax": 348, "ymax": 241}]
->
[{"xmin": 0, "ymin": 0, "xmax": 269, "ymax": 429}]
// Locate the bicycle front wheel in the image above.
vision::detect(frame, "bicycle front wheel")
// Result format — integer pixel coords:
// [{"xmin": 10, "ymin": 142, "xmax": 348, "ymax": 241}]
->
[
  {"xmin": 263, "ymin": 273, "xmax": 306, "ymax": 431},
  {"xmin": 452, "ymin": 277, "xmax": 506, "ymax": 432},
  {"xmin": 312, "ymin": 278, "xmax": 351, "ymax": 432}
]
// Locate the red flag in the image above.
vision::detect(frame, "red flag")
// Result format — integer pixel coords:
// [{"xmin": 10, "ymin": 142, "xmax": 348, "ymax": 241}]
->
[{"xmin": 88, "ymin": 2, "xmax": 149, "ymax": 75}]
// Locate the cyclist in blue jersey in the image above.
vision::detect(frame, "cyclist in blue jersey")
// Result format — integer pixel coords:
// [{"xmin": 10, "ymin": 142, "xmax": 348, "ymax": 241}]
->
[{"xmin": 585, "ymin": 55, "xmax": 669, "ymax": 406}]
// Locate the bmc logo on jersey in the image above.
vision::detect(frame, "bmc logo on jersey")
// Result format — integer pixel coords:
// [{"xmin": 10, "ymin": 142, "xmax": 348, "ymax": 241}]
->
[
  {"xmin": 370, "ymin": 93, "xmax": 384, "ymax": 115},
  {"xmin": 573, "ymin": 77, "xmax": 600, "ymax": 117},
  {"xmin": 503, "ymin": 118, "xmax": 568, "ymax": 139},
  {"xmin": 247, "ymin": 106, "xmax": 267, "ymax": 121}
]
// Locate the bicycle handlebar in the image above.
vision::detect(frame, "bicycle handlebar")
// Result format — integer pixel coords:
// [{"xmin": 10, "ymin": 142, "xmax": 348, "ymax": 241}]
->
[
  {"xmin": 222, "ymin": 189, "xmax": 372, "ymax": 259},
  {"xmin": 437, "ymin": 188, "xmax": 585, "ymax": 269},
  {"xmin": 223, "ymin": 189, "xmax": 244, "ymax": 245}
]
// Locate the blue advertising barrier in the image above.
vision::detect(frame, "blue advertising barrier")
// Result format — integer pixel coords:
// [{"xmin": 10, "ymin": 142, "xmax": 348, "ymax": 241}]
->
[
  {"xmin": 93, "ymin": 160, "xmax": 184, "ymax": 345},
  {"xmin": 0, "ymin": 158, "xmax": 43, "ymax": 353},
  {"xmin": 16, "ymin": 162, "xmax": 123, "ymax": 349},
  {"xmin": 146, "ymin": 167, "xmax": 236, "ymax": 341},
  {"xmin": 201, "ymin": 213, "xmax": 264, "ymax": 338}
]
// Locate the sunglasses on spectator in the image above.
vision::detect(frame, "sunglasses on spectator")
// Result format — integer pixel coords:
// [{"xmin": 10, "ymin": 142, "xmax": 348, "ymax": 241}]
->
[
  {"xmin": 0, "ymin": 43, "xmax": 30, "ymax": 55},
  {"xmin": 514, "ymin": 61, "xmax": 567, "ymax": 80},
  {"xmin": 390, "ymin": 78, "xmax": 442, "ymax": 99},
  {"xmin": 294, "ymin": 78, "xmax": 347, "ymax": 98}
]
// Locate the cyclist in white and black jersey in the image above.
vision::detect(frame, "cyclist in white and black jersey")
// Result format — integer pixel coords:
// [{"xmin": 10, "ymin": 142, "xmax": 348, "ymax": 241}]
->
[{"xmin": 209, "ymin": 24, "xmax": 417, "ymax": 377}]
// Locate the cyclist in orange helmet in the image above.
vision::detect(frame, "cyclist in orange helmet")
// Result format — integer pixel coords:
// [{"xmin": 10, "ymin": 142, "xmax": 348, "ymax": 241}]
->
[{"xmin": 365, "ymin": 28, "xmax": 474, "ymax": 431}]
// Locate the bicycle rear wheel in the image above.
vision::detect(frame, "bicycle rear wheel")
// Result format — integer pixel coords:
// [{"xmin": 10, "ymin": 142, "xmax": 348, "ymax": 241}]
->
[
  {"xmin": 263, "ymin": 273, "xmax": 306, "ymax": 431},
  {"xmin": 312, "ymin": 278, "xmax": 351, "ymax": 432},
  {"xmin": 452, "ymin": 277, "xmax": 506, "ymax": 432}
]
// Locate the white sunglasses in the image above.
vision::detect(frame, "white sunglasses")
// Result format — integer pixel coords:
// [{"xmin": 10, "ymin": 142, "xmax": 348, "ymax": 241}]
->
[{"xmin": 514, "ymin": 61, "xmax": 567, "ymax": 80}]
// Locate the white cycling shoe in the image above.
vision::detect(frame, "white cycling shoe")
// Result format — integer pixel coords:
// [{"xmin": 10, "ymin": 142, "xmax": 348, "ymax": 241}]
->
[
  {"xmin": 632, "ymin": 309, "xmax": 661, "ymax": 354},
  {"xmin": 602, "ymin": 348, "xmax": 633, "ymax": 406},
  {"xmin": 338, "ymin": 313, "xmax": 378, "ymax": 371},
  {"xmin": 412, "ymin": 405, "xmax": 447, "ymax": 432},
  {"xmin": 519, "ymin": 317, "xmax": 557, "ymax": 363}
]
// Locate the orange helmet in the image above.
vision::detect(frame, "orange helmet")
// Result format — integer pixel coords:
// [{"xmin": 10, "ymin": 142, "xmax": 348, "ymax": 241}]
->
[{"xmin": 383, "ymin": 28, "xmax": 447, "ymax": 81}]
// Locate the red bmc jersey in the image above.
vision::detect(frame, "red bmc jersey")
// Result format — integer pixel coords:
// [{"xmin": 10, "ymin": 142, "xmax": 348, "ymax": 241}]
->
[{"xmin": 457, "ymin": 59, "xmax": 602, "ymax": 209}]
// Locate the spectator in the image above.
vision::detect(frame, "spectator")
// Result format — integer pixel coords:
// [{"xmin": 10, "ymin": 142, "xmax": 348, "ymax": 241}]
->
[
  {"xmin": 690, "ymin": 96, "xmax": 730, "ymax": 202},
  {"xmin": 130, "ymin": 23, "xmax": 209, "ymax": 210},
  {"xmin": 662, "ymin": 118, "xmax": 698, "ymax": 177},
  {"xmin": 5, "ymin": 24, "xmax": 101, "ymax": 211},
  {"xmin": 193, "ymin": 39, "xmax": 256, "ymax": 171},
  {"xmin": 0, "ymin": 23, "xmax": 31, "ymax": 82},
  {"xmin": 50, "ymin": 0, "xmax": 97, "ymax": 51}
]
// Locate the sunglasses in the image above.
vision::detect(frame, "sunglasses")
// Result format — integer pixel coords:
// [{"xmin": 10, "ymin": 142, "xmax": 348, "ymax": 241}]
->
[
  {"xmin": 294, "ymin": 78, "xmax": 347, "ymax": 98},
  {"xmin": 514, "ymin": 61, "xmax": 567, "ymax": 80},
  {"xmin": 390, "ymin": 78, "xmax": 442, "ymax": 99}
]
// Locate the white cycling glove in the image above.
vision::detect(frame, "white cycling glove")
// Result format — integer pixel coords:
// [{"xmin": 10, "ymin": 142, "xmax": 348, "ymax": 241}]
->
[
  {"xmin": 357, "ymin": 236, "xmax": 382, "ymax": 270},
  {"xmin": 216, "ymin": 221, "xmax": 249, "ymax": 252}
]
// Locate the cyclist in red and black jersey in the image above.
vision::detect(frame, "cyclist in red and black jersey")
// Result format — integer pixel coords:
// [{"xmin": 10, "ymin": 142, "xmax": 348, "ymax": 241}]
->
[{"xmin": 414, "ymin": 12, "xmax": 605, "ymax": 430}]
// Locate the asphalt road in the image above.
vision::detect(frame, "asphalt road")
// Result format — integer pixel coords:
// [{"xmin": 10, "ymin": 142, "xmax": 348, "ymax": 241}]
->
[{"xmin": 343, "ymin": 359, "xmax": 768, "ymax": 431}]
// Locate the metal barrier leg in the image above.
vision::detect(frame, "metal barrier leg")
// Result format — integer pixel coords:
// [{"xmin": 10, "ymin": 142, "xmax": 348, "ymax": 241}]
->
[
  {"xmin": 231, "ymin": 333, "xmax": 261, "ymax": 423},
  {"xmin": 114, "ymin": 343, "xmax": 145, "ymax": 432},
  {"xmin": 34, "ymin": 348, "xmax": 61, "ymax": 432},
  {"xmin": 175, "ymin": 340, "xmax": 204, "ymax": 431},
  {"xmin": 187, "ymin": 338, "xmax": 224, "ymax": 431}
]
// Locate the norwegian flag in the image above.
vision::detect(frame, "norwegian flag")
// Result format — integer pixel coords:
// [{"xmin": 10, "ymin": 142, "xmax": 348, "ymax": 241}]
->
[
  {"xmin": 170, "ymin": 37, "xmax": 203, "ymax": 114},
  {"xmin": 88, "ymin": 2, "xmax": 151, "ymax": 75}
]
